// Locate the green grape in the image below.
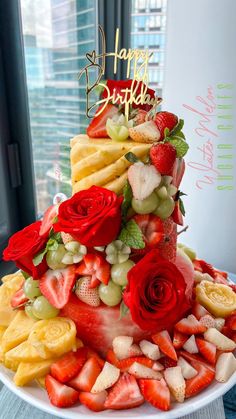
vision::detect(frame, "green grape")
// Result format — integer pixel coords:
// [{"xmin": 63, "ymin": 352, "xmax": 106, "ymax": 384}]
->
[
  {"xmin": 167, "ymin": 184, "xmax": 178, "ymax": 197},
  {"xmin": 132, "ymin": 192, "xmax": 159, "ymax": 214},
  {"xmin": 156, "ymin": 186, "xmax": 168, "ymax": 200},
  {"xmin": 183, "ymin": 246, "xmax": 196, "ymax": 261},
  {"xmin": 106, "ymin": 119, "xmax": 129, "ymax": 141},
  {"xmin": 46, "ymin": 244, "xmax": 67, "ymax": 270},
  {"xmin": 153, "ymin": 196, "xmax": 175, "ymax": 219},
  {"xmin": 99, "ymin": 281, "xmax": 122, "ymax": 306},
  {"xmin": 23, "ymin": 278, "xmax": 41, "ymax": 299},
  {"xmin": 111, "ymin": 260, "xmax": 135, "ymax": 286},
  {"xmin": 32, "ymin": 296, "xmax": 59, "ymax": 319},
  {"xmin": 25, "ymin": 305, "xmax": 38, "ymax": 320}
]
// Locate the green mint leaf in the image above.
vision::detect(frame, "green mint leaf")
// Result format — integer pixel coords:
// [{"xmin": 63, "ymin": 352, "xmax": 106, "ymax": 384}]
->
[
  {"xmin": 33, "ymin": 248, "xmax": 47, "ymax": 266},
  {"xmin": 121, "ymin": 181, "xmax": 133, "ymax": 220},
  {"xmin": 125, "ymin": 152, "xmax": 140, "ymax": 163},
  {"xmin": 50, "ymin": 231, "xmax": 62, "ymax": 243},
  {"xmin": 46, "ymin": 239, "xmax": 59, "ymax": 251},
  {"xmin": 21, "ymin": 270, "xmax": 30, "ymax": 279},
  {"xmin": 170, "ymin": 119, "xmax": 184, "ymax": 136},
  {"xmin": 179, "ymin": 198, "xmax": 186, "ymax": 216},
  {"xmin": 164, "ymin": 127, "xmax": 170, "ymax": 138},
  {"xmin": 177, "ymin": 131, "xmax": 186, "ymax": 140},
  {"xmin": 119, "ymin": 219, "xmax": 145, "ymax": 249},
  {"xmin": 168, "ymin": 136, "xmax": 189, "ymax": 158},
  {"xmin": 119, "ymin": 300, "xmax": 130, "ymax": 320}
]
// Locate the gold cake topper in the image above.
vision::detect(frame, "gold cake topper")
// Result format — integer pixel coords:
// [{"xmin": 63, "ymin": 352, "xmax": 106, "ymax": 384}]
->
[{"xmin": 78, "ymin": 26, "xmax": 161, "ymax": 119}]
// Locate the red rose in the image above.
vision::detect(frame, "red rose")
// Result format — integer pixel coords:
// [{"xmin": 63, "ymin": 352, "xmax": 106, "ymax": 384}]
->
[
  {"xmin": 54, "ymin": 186, "xmax": 123, "ymax": 247},
  {"xmin": 102, "ymin": 79, "xmax": 156, "ymax": 111},
  {"xmin": 3, "ymin": 221, "xmax": 48, "ymax": 279},
  {"xmin": 123, "ymin": 249, "xmax": 191, "ymax": 332}
]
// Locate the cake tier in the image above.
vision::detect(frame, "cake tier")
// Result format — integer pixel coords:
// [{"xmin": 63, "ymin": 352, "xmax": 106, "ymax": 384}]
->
[{"xmin": 70, "ymin": 134, "xmax": 151, "ymax": 195}]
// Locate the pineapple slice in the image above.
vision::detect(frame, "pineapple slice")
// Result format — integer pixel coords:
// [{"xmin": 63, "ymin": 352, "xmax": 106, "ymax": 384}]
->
[
  {"xmin": 0, "ymin": 273, "xmax": 24, "ymax": 327},
  {"xmin": 14, "ymin": 359, "xmax": 56, "ymax": 386},
  {"xmin": 196, "ymin": 280, "xmax": 236, "ymax": 318},
  {"xmin": 5, "ymin": 341, "xmax": 44, "ymax": 363},
  {"xmin": 35, "ymin": 376, "xmax": 46, "ymax": 388},
  {"xmin": 28, "ymin": 317, "xmax": 76, "ymax": 358},
  {"xmin": 1, "ymin": 311, "xmax": 36, "ymax": 353},
  {"xmin": 0, "ymin": 326, "xmax": 7, "ymax": 362}
]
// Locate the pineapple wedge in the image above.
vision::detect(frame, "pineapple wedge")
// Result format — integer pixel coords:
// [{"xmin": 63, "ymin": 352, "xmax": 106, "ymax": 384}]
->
[
  {"xmin": 14, "ymin": 359, "xmax": 56, "ymax": 386},
  {"xmin": 0, "ymin": 326, "xmax": 7, "ymax": 362},
  {"xmin": 0, "ymin": 273, "xmax": 24, "ymax": 327},
  {"xmin": 1, "ymin": 311, "xmax": 37, "ymax": 353},
  {"xmin": 35, "ymin": 376, "xmax": 46, "ymax": 388},
  {"xmin": 5, "ymin": 341, "xmax": 44, "ymax": 363}
]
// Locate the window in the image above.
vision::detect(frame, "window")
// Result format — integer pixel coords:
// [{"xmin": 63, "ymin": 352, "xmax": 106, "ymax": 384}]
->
[{"xmin": 20, "ymin": 0, "xmax": 98, "ymax": 216}]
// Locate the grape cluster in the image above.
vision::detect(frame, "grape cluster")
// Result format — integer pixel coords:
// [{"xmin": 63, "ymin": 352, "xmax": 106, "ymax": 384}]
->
[{"xmin": 24, "ymin": 278, "xmax": 59, "ymax": 320}]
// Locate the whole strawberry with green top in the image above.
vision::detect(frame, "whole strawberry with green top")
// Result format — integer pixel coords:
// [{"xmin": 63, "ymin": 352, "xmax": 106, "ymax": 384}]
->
[
  {"xmin": 154, "ymin": 112, "xmax": 178, "ymax": 140},
  {"xmin": 150, "ymin": 142, "xmax": 177, "ymax": 175}
]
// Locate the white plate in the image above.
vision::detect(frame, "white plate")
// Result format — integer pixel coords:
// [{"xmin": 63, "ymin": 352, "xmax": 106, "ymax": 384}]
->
[{"xmin": 0, "ymin": 363, "xmax": 235, "ymax": 419}]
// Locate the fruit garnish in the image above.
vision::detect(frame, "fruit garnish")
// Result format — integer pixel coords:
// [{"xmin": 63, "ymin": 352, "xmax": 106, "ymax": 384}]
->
[
  {"xmin": 199, "ymin": 315, "xmax": 216, "ymax": 329},
  {"xmin": 79, "ymin": 390, "xmax": 107, "ymax": 412},
  {"xmin": 39, "ymin": 266, "xmax": 77, "ymax": 309},
  {"xmin": 193, "ymin": 259, "xmax": 215, "ymax": 278},
  {"xmin": 139, "ymin": 339, "xmax": 161, "ymax": 360},
  {"xmin": 152, "ymin": 330, "xmax": 177, "ymax": 361},
  {"xmin": 175, "ymin": 314, "xmax": 207, "ymax": 335},
  {"xmin": 98, "ymin": 281, "xmax": 122, "ymax": 307},
  {"xmin": 129, "ymin": 120, "xmax": 160, "ymax": 143},
  {"xmin": 132, "ymin": 191, "xmax": 159, "ymax": 215},
  {"xmin": 50, "ymin": 347, "xmax": 87, "ymax": 383},
  {"xmin": 173, "ymin": 330, "xmax": 188, "ymax": 349},
  {"xmin": 164, "ymin": 366, "xmax": 185, "ymax": 403},
  {"xmin": 185, "ymin": 360, "xmax": 215, "ymax": 398},
  {"xmin": 150, "ymin": 142, "xmax": 177, "ymax": 175},
  {"xmin": 32, "ymin": 295, "xmax": 60, "ymax": 320},
  {"xmin": 226, "ymin": 313, "xmax": 236, "ymax": 331},
  {"xmin": 196, "ymin": 280, "xmax": 236, "ymax": 318},
  {"xmin": 132, "ymin": 109, "xmax": 148, "ymax": 125},
  {"xmin": 75, "ymin": 276, "xmax": 100, "ymax": 307},
  {"xmin": 91, "ymin": 361, "xmax": 120, "ymax": 393},
  {"xmin": 196, "ymin": 338, "xmax": 216, "ymax": 365},
  {"xmin": 172, "ymin": 200, "xmax": 184, "ymax": 225},
  {"xmin": 128, "ymin": 162, "xmax": 161, "ymax": 201},
  {"xmin": 106, "ymin": 114, "xmax": 132, "ymax": 142},
  {"xmin": 111, "ymin": 260, "xmax": 135, "ymax": 287},
  {"xmin": 23, "ymin": 278, "xmax": 41, "ymax": 299},
  {"xmin": 139, "ymin": 378, "xmax": 170, "ymax": 411},
  {"xmin": 45, "ymin": 374, "xmax": 80, "ymax": 408},
  {"xmin": 153, "ymin": 195, "xmax": 175, "ymax": 220},
  {"xmin": 105, "ymin": 240, "xmax": 131, "ymax": 264},
  {"xmin": 39, "ymin": 204, "xmax": 58, "ymax": 236},
  {"xmin": 192, "ymin": 301, "xmax": 211, "ymax": 320},
  {"xmin": 62, "ymin": 241, "xmax": 87, "ymax": 265},
  {"xmin": 106, "ymin": 349, "xmax": 154, "ymax": 371},
  {"xmin": 182, "ymin": 335, "xmax": 199, "ymax": 354},
  {"xmin": 112, "ymin": 336, "xmax": 133, "ymax": 360},
  {"xmin": 87, "ymin": 103, "xmax": 118, "ymax": 138},
  {"xmin": 154, "ymin": 112, "xmax": 178, "ymax": 141},
  {"xmin": 128, "ymin": 362, "xmax": 162, "ymax": 379},
  {"xmin": 133, "ymin": 214, "xmax": 164, "ymax": 250},
  {"xmin": 215, "ymin": 352, "xmax": 236, "ymax": 382},
  {"xmin": 204, "ymin": 328, "xmax": 236, "ymax": 351},
  {"xmin": 177, "ymin": 356, "xmax": 198, "ymax": 379},
  {"xmin": 76, "ymin": 253, "xmax": 110, "ymax": 288},
  {"xmin": 10, "ymin": 288, "xmax": 28, "ymax": 310},
  {"xmin": 69, "ymin": 356, "xmax": 102, "ymax": 392},
  {"xmin": 104, "ymin": 372, "xmax": 144, "ymax": 410}
]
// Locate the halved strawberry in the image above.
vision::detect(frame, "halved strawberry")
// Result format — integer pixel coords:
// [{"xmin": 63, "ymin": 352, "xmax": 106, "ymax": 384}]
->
[
  {"xmin": 152, "ymin": 330, "xmax": 177, "ymax": 361},
  {"xmin": 159, "ymin": 356, "xmax": 177, "ymax": 369},
  {"xmin": 87, "ymin": 103, "xmax": 118, "ymax": 138},
  {"xmin": 106, "ymin": 349, "xmax": 153, "ymax": 372},
  {"xmin": 225, "ymin": 313, "xmax": 236, "ymax": 331},
  {"xmin": 171, "ymin": 158, "xmax": 185, "ymax": 189},
  {"xmin": 45, "ymin": 374, "xmax": 80, "ymax": 408},
  {"xmin": 39, "ymin": 265, "xmax": 77, "ymax": 309},
  {"xmin": 50, "ymin": 347, "xmax": 87, "ymax": 383},
  {"xmin": 79, "ymin": 390, "xmax": 107, "ymax": 412},
  {"xmin": 179, "ymin": 350, "xmax": 215, "ymax": 372},
  {"xmin": 76, "ymin": 254, "xmax": 110, "ymax": 288},
  {"xmin": 87, "ymin": 348, "xmax": 105, "ymax": 368},
  {"xmin": 173, "ymin": 330, "xmax": 188, "ymax": 349},
  {"xmin": 10, "ymin": 288, "xmax": 28, "ymax": 309},
  {"xmin": 192, "ymin": 301, "xmax": 211, "ymax": 320},
  {"xmin": 154, "ymin": 112, "xmax": 178, "ymax": 141},
  {"xmin": 104, "ymin": 373, "xmax": 144, "ymax": 410},
  {"xmin": 175, "ymin": 314, "xmax": 207, "ymax": 335},
  {"xmin": 69, "ymin": 357, "xmax": 102, "ymax": 392},
  {"xmin": 193, "ymin": 259, "xmax": 215, "ymax": 278},
  {"xmin": 172, "ymin": 201, "xmax": 183, "ymax": 226},
  {"xmin": 185, "ymin": 360, "xmax": 215, "ymax": 398},
  {"xmin": 39, "ymin": 204, "xmax": 58, "ymax": 236},
  {"xmin": 139, "ymin": 378, "xmax": 170, "ymax": 411},
  {"xmin": 196, "ymin": 338, "xmax": 216, "ymax": 365},
  {"xmin": 133, "ymin": 214, "xmax": 164, "ymax": 251}
]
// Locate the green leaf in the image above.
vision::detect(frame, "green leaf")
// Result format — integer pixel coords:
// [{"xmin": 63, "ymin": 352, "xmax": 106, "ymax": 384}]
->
[
  {"xmin": 125, "ymin": 152, "xmax": 140, "ymax": 163},
  {"xmin": 121, "ymin": 181, "xmax": 133, "ymax": 220},
  {"xmin": 21, "ymin": 270, "xmax": 30, "ymax": 280},
  {"xmin": 168, "ymin": 136, "xmax": 189, "ymax": 158},
  {"xmin": 170, "ymin": 119, "xmax": 184, "ymax": 136},
  {"xmin": 119, "ymin": 219, "xmax": 145, "ymax": 249},
  {"xmin": 47, "ymin": 239, "xmax": 59, "ymax": 251},
  {"xmin": 164, "ymin": 127, "xmax": 170, "ymax": 138},
  {"xmin": 49, "ymin": 231, "xmax": 62, "ymax": 243},
  {"xmin": 179, "ymin": 198, "xmax": 186, "ymax": 216},
  {"xmin": 119, "ymin": 300, "xmax": 130, "ymax": 320},
  {"xmin": 33, "ymin": 248, "xmax": 47, "ymax": 266}
]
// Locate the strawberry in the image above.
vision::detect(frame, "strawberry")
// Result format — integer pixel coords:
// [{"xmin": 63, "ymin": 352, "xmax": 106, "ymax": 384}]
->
[
  {"xmin": 185, "ymin": 360, "xmax": 215, "ymax": 398},
  {"xmin": 175, "ymin": 314, "xmax": 207, "ymax": 335},
  {"xmin": 154, "ymin": 111, "xmax": 178, "ymax": 140},
  {"xmin": 61, "ymin": 232, "xmax": 74, "ymax": 244},
  {"xmin": 172, "ymin": 200, "xmax": 183, "ymax": 226},
  {"xmin": 199, "ymin": 315, "xmax": 216, "ymax": 329},
  {"xmin": 179, "ymin": 350, "xmax": 215, "ymax": 372},
  {"xmin": 183, "ymin": 335, "xmax": 199, "ymax": 354},
  {"xmin": 192, "ymin": 301, "xmax": 211, "ymax": 320},
  {"xmin": 152, "ymin": 330, "xmax": 177, "ymax": 361},
  {"xmin": 204, "ymin": 328, "xmax": 236, "ymax": 351},
  {"xmin": 196, "ymin": 338, "xmax": 216, "ymax": 365},
  {"xmin": 159, "ymin": 356, "xmax": 177, "ymax": 369},
  {"xmin": 45, "ymin": 374, "xmax": 80, "ymax": 408},
  {"xmin": 133, "ymin": 214, "xmax": 164, "ymax": 251},
  {"xmin": 91, "ymin": 361, "xmax": 120, "ymax": 393},
  {"xmin": 128, "ymin": 362, "xmax": 162, "ymax": 380},
  {"xmin": 50, "ymin": 347, "xmax": 87, "ymax": 383},
  {"xmin": 61, "ymin": 295, "xmax": 151, "ymax": 356},
  {"xmin": 79, "ymin": 390, "xmax": 107, "ymax": 412},
  {"xmin": 106, "ymin": 349, "xmax": 153, "ymax": 371},
  {"xmin": 139, "ymin": 378, "xmax": 170, "ymax": 411},
  {"xmin": 225, "ymin": 313, "xmax": 236, "ymax": 331},
  {"xmin": 177, "ymin": 356, "xmax": 198, "ymax": 379},
  {"xmin": 129, "ymin": 120, "xmax": 160, "ymax": 143},
  {"xmin": 139, "ymin": 340, "xmax": 160, "ymax": 360},
  {"xmin": 75, "ymin": 276, "xmax": 100, "ymax": 307},
  {"xmin": 10, "ymin": 288, "xmax": 28, "ymax": 309},
  {"xmin": 150, "ymin": 142, "xmax": 177, "ymax": 175},
  {"xmin": 87, "ymin": 348, "xmax": 105, "ymax": 368},
  {"xmin": 104, "ymin": 373, "xmax": 144, "ymax": 410},
  {"xmin": 215, "ymin": 352, "xmax": 236, "ymax": 382},
  {"xmin": 69, "ymin": 357, "xmax": 102, "ymax": 392},
  {"xmin": 193, "ymin": 259, "xmax": 215, "ymax": 278},
  {"xmin": 112, "ymin": 336, "xmax": 133, "ymax": 360},
  {"xmin": 157, "ymin": 218, "xmax": 177, "ymax": 262},
  {"xmin": 39, "ymin": 266, "xmax": 76, "ymax": 309},
  {"xmin": 133, "ymin": 109, "xmax": 148, "ymax": 125},
  {"xmin": 39, "ymin": 204, "xmax": 58, "ymax": 236},
  {"xmin": 76, "ymin": 254, "xmax": 110, "ymax": 288},
  {"xmin": 87, "ymin": 103, "xmax": 118, "ymax": 138},
  {"xmin": 128, "ymin": 162, "xmax": 161, "ymax": 201},
  {"xmin": 173, "ymin": 330, "xmax": 188, "ymax": 349},
  {"xmin": 164, "ymin": 366, "xmax": 185, "ymax": 402},
  {"xmin": 171, "ymin": 158, "xmax": 185, "ymax": 189}
]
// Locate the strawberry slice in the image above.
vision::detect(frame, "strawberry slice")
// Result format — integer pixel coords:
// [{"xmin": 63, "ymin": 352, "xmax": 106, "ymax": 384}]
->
[
  {"xmin": 45, "ymin": 374, "xmax": 80, "ymax": 408},
  {"xmin": 139, "ymin": 378, "xmax": 170, "ymax": 411},
  {"xmin": 179, "ymin": 350, "xmax": 215, "ymax": 372},
  {"xmin": 69, "ymin": 357, "xmax": 102, "ymax": 392},
  {"xmin": 185, "ymin": 360, "xmax": 215, "ymax": 398},
  {"xmin": 225, "ymin": 313, "xmax": 236, "ymax": 331},
  {"xmin": 152, "ymin": 330, "xmax": 177, "ymax": 361},
  {"xmin": 196, "ymin": 338, "xmax": 217, "ymax": 365},
  {"xmin": 39, "ymin": 204, "xmax": 58, "ymax": 236},
  {"xmin": 106, "ymin": 349, "xmax": 154, "ymax": 372},
  {"xmin": 61, "ymin": 295, "xmax": 151, "ymax": 356},
  {"xmin": 104, "ymin": 372, "xmax": 144, "ymax": 410},
  {"xmin": 159, "ymin": 356, "xmax": 177, "ymax": 369},
  {"xmin": 10, "ymin": 288, "xmax": 28, "ymax": 309},
  {"xmin": 172, "ymin": 201, "xmax": 184, "ymax": 226},
  {"xmin": 193, "ymin": 259, "xmax": 215, "ymax": 278},
  {"xmin": 173, "ymin": 330, "xmax": 188, "ymax": 349},
  {"xmin": 175, "ymin": 314, "xmax": 207, "ymax": 335},
  {"xmin": 79, "ymin": 390, "xmax": 107, "ymax": 412},
  {"xmin": 133, "ymin": 214, "xmax": 164, "ymax": 250},
  {"xmin": 171, "ymin": 158, "xmax": 185, "ymax": 189},
  {"xmin": 87, "ymin": 103, "xmax": 118, "ymax": 138},
  {"xmin": 76, "ymin": 254, "xmax": 110, "ymax": 288},
  {"xmin": 192, "ymin": 301, "xmax": 211, "ymax": 320},
  {"xmin": 39, "ymin": 266, "xmax": 77, "ymax": 309},
  {"xmin": 50, "ymin": 347, "xmax": 87, "ymax": 383}
]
